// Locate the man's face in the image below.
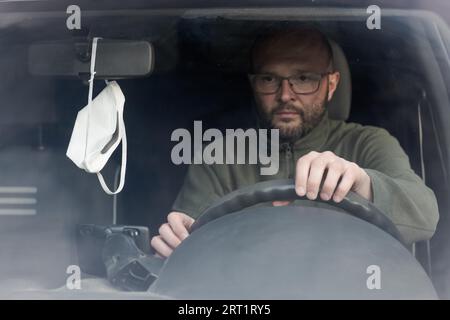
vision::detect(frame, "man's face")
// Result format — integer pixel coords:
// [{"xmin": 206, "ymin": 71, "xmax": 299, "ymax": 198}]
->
[{"xmin": 251, "ymin": 35, "xmax": 340, "ymax": 140}]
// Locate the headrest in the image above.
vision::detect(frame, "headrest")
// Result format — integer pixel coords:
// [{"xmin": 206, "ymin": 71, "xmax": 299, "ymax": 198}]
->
[{"xmin": 327, "ymin": 40, "xmax": 352, "ymax": 121}]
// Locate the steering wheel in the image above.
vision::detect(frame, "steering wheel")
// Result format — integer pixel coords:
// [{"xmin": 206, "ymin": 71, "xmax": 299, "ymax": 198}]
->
[{"xmin": 190, "ymin": 179, "xmax": 405, "ymax": 245}]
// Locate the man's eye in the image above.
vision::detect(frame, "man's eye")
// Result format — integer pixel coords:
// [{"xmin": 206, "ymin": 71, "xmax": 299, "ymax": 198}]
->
[
  {"xmin": 260, "ymin": 76, "xmax": 275, "ymax": 82},
  {"xmin": 295, "ymin": 75, "xmax": 315, "ymax": 82}
]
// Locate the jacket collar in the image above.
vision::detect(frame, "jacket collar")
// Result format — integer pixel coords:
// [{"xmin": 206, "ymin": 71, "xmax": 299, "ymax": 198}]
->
[
  {"xmin": 280, "ymin": 111, "xmax": 331, "ymax": 153},
  {"xmin": 253, "ymin": 102, "xmax": 332, "ymax": 154}
]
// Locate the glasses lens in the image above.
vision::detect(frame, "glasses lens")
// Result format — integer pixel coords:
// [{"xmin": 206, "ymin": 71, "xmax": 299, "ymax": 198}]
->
[
  {"xmin": 253, "ymin": 75, "xmax": 280, "ymax": 94},
  {"xmin": 290, "ymin": 74, "xmax": 322, "ymax": 94}
]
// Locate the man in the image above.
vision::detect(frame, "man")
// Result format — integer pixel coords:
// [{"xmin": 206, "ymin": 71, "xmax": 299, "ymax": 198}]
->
[{"xmin": 151, "ymin": 27, "xmax": 439, "ymax": 258}]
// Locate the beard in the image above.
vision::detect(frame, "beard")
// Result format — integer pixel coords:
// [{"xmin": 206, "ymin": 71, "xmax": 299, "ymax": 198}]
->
[{"xmin": 256, "ymin": 93, "xmax": 328, "ymax": 141}]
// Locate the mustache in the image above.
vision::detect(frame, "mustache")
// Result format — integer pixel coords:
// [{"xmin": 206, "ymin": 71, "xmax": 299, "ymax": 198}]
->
[{"xmin": 271, "ymin": 104, "xmax": 305, "ymax": 117}]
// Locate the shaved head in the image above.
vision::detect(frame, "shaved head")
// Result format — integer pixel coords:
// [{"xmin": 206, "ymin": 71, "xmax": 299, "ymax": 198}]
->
[{"xmin": 251, "ymin": 27, "xmax": 334, "ymax": 73}]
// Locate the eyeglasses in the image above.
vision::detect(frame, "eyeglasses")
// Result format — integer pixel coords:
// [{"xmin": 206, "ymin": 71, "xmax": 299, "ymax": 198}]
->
[{"xmin": 248, "ymin": 72, "xmax": 332, "ymax": 95}]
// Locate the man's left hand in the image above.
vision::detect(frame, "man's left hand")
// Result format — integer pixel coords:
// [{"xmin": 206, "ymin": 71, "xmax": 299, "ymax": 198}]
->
[{"xmin": 294, "ymin": 151, "xmax": 373, "ymax": 203}]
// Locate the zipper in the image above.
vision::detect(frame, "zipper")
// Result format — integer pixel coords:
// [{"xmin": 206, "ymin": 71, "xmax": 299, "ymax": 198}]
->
[{"xmin": 281, "ymin": 142, "xmax": 294, "ymax": 179}]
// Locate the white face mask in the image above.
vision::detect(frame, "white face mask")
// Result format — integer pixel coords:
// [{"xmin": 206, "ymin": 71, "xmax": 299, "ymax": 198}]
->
[{"xmin": 66, "ymin": 38, "xmax": 127, "ymax": 195}]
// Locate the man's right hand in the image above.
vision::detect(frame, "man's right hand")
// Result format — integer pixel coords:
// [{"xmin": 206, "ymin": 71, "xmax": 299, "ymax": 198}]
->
[{"xmin": 151, "ymin": 211, "xmax": 195, "ymax": 258}]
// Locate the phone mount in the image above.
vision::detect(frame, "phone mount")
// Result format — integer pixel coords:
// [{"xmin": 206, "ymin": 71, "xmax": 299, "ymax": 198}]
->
[{"xmin": 76, "ymin": 224, "xmax": 163, "ymax": 291}]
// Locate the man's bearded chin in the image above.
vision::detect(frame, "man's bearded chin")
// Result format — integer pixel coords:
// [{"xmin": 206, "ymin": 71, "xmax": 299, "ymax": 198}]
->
[{"xmin": 257, "ymin": 98, "xmax": 328, "ymax": 141}]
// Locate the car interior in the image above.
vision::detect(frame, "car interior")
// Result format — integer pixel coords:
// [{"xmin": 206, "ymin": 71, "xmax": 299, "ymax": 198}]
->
[{"xmin": 0, "ymin": 8, "xmax": 450, "ymax": 298}]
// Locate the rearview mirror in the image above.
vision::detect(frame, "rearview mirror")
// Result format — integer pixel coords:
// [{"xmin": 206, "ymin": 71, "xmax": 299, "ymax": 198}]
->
[{"xmin": 28, "ymin": 39, "xmax": 154, "ymax": 79}]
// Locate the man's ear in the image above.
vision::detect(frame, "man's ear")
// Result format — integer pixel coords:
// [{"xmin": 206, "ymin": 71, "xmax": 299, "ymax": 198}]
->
[{"xmin": 327, "ymin": 71, "xmax": 341, "ymax": 101}]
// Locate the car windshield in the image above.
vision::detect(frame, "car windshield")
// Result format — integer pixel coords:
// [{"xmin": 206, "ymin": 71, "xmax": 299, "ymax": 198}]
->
[{"xmin": 1, "ymin": 0, "xmax": 450, "ymax": 301}]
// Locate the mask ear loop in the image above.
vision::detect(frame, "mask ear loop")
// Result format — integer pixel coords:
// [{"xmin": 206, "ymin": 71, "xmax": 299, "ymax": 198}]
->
[
  {"xmin": 84, "ymin": 37, "xmax": 101, "ymax": 163},
  {"xmin": 96, "ymin": 84, "xmax": 127, "ymax": 195},
  {"xmin": 86, "ymin": 37, "xmax": 127, "ymax": 195}
]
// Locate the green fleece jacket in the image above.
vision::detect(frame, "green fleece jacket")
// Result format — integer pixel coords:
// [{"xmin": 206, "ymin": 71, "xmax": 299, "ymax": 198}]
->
[{"xmin": 172, "ymin": 113, "xmax": 439, "ymax": 244}]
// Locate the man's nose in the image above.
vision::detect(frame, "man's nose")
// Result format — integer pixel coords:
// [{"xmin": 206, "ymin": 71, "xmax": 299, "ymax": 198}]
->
[{"xmin": 279, "ymin": 79, "xmax": 296, "ymax": 102}]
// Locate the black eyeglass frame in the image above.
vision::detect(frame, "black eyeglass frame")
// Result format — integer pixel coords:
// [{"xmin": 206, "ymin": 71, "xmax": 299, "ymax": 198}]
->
[{"xmin": 248, "ymin": 71, "xmax": 334, "ymax": 95}]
